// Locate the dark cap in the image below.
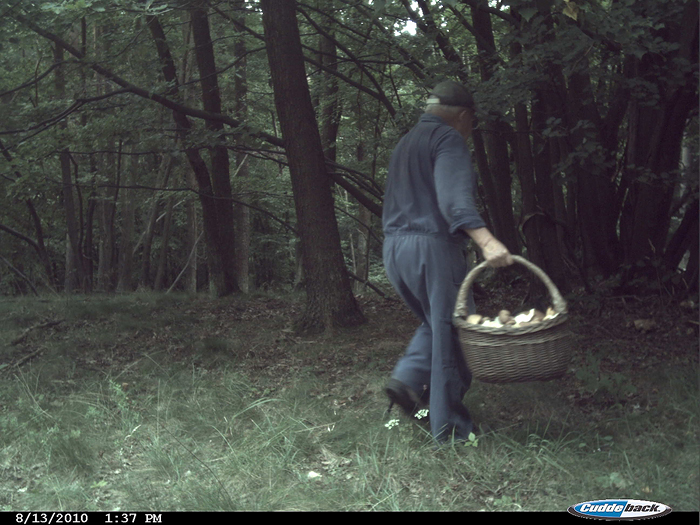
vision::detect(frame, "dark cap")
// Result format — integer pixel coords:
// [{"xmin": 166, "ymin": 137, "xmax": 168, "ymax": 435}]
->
[{"xmin": 427, "ymin": 80, "xmax": 475, "ymax": 110}]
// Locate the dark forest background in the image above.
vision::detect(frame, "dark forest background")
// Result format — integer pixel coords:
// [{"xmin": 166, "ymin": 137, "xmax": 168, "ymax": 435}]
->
[{"xmin": 1, "ymin": 0, "xmax": 697, "ymax": 332}]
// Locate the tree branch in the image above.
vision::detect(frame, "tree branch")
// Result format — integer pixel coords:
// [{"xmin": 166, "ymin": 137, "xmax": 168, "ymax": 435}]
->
[
  {"xmin": 0, "ymin": 222, "xmax": 41, "ymax": 252},
  {"xmin": 399, "ymin": 0, "xmax": 468, "ymax": 82},
  {"xmin": 297, "ymin": 6, "xmax": 397, "ymax": 117},
  {"xmin": 11, "ymin": 11, "xmax": 383, "ymax": 218},
  {"xmin": 0, "ymin": 61, "xmax": 67, "ymax": 99},
  {"xmin": 458, "ymin": 0, "xmax": 518, "ymax": 27}
]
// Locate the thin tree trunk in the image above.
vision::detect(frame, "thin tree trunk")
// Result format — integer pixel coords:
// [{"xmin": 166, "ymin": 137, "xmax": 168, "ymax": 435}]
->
[
  {"xmin": 318, "ymin": 18, "xmax": 341, "ymax": 165},
  {"xmin": 663, "ymin": 198, "xmax": 699, "ymax": 272},
  {"xmin": 0, "ymin": 135, "xmax": 56, "ymax": 288},
  {"xmin": 117, "ymin": 144, "xmax": 137, "ymax": 292},
  {"xmin": 185, "ymin": 195, "xmax": 199, "ymax": 293},
  {"xmin": 154, "ymin": 195, "xmax": 175, "ymax": 292},
  {"xmin": 25, "ymin": 199, "xmax": 55, "ymax": 288},
  {"xmin": 97, "ymin": 140, "xmax": 120, "ymax": 291},
  {"xmin": 232, "ymin": 0, "xmax": 250, "ymax": 293},
  {"xmin": 54, "ymin": 44, "xmax": 85, "ymax": 292},
  {"xmin": 355, "ymin": 203, "xmax": 372, "ymax": 295},
  {"xmin": 139, "ymin": 154, "xmax": 174, "ymax": 289},
  {"xmin": 352, "ymin": 113, "xmax": 373, "ymax": 294}
]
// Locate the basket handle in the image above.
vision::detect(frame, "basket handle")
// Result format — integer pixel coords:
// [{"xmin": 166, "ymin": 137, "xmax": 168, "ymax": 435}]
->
[{"xmin": 453, "ymin": 255, "xmax": 568, "ymax": 319}]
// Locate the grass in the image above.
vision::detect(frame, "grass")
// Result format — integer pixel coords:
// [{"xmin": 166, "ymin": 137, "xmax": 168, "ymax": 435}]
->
[{"xmin": 0, "ymin": 291, "xmax": 697, "ymax": 512}]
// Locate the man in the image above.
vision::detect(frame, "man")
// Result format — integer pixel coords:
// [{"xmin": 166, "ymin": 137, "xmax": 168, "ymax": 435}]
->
[{"xmin": 382, "ymin": 80, "xmax": 513, "ymax": 443}]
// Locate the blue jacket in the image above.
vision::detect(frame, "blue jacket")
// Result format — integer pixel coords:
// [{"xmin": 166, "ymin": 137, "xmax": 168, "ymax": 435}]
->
[{"xmin": 382, "ymin": 113, "xmax": 486, "ymax": 242}]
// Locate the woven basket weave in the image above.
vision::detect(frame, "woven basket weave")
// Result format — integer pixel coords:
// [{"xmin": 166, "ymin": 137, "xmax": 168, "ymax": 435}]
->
[{"xmin": 453, "ymin": 255, "xmax": 573, "ymax": 383}]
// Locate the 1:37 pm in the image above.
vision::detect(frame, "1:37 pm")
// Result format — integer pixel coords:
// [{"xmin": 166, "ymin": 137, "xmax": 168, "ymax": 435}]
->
[{"xmin": 103, "ymin": 514, "xmax": 136, "ymax": 524}]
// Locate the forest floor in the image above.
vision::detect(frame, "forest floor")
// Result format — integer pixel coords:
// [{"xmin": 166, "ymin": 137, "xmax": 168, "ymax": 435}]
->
[{"xmin": 0, "ymin": 279, "xmax": 698, "ymax": 513}]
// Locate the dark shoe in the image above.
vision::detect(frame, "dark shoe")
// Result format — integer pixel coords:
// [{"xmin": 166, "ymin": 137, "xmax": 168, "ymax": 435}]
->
[{"xmin": 385, "ymin": 378, "xmax": 427, "ymax": 418}]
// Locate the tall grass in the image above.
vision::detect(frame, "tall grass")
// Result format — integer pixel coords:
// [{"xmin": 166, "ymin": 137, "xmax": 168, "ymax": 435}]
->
[{"xmin": 0, "ymin": 293, "xmax": 697, "ymax": 512}]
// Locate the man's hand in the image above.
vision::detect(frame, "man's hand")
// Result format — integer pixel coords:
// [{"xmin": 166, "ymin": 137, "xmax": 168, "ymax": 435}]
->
[
  {"xmin": 464, "ymin": 227, "xmax": 514, "ymax": 268},
  {"xmin": 480, "ymin": 237, "xmax": 514, "ymax": 268}
]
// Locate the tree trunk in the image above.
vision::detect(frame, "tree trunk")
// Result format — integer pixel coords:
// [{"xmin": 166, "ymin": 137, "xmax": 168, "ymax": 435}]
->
[
  {"xmin": 54, "ymin": 44, "xmax": 85, "ymax": 292},
  {"xmin": 154, "ymin": 195, "xmax": 175, "ymax": 292},
  {"xmin": 60, "ymin": 150, "xmax": 83, "ymax": 293},
  {"xmin": 84, "ymin": 162, "xmax": 97, "ymax": 292},
  {"xmin": 567, "ymin": 64, "xmax": 621, "ymax": 278},
  {"xmin": 232, "ymin": 0, "xmax": 250, "ymax": 293},
  {"xmin": 97, "ymin": 142, "xmax": 120, "ymax": 291},
  {"xmin": 261, "ymin": 0, "xmax": 365, "ymax": 332},
  {"xmin": 352, "ymin": 117, "xmax": 374, "ymax": 295},
  {"xmin": 664, "ymin": 198, "xmax": 699, "ymax": 272},
  {"xmin": 25, "ymin": 199, "xmax": 56, "ymax": 288},
  {"xmin": 139, "ymin": 154, "xmax": 174, "ymax": 289},
  {"xmin": 185, "ymin": 196, "xmax": 199, "ymax": 293},
  {"xmin": 513, "ymin": 101, "xmax": 545, "ymax": 290},
  {"xmin": 189, "ymin": 4, "xmax": 239, "ymax": 296},
  {"xmin": 470, "ymin": 2, "xmax": 520, "ymax": 255},
  {"xmin": 318, "ymin": 23, "xmax": 341, "ymax": 165},
  {"xmin": 179, "ymin": 17, "xmax": 199, "ymax": 294},
  {"xmin": 117, "ymin": 145, "xmax": 137, "ymax": 292},
  {"xmin": 619, "ymin": 1, "xmax": 698, "ymax": 285},
  {"xmin": 0, "ymin": 135, "xmax": 56, "ymax": 289},
  {"xmin": 147, "ymin": 12, "xmax": 238, "ymax": 297}
]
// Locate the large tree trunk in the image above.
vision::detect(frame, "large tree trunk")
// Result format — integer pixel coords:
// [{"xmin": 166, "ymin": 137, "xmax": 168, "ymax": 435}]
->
[
  {"xmin": 509, "ymin": 4, "xmax": 575, "ymax": 292},
  {"xmin": 261, "ymin": 0, "xmax": 365, "ymax": 332},
  {"xmin": 567, "ymin": 62, "xmax": 621, "ymax": 279},
  {"xmin": 189, "ymin": 5, "xmax": 239, "ymax": 296},
  {"xmin": 619, "ymin": 1, "xmax": 698, "ymax": 286},
  {"xmin": 470, "ymin": 1, "xmax": 520, "ymax": 256},
  {"xmin": 513, "ymin": 100, "xmax": 546, "ymax": 294},
  {"xmin": 527, "ymin": 95, "xmax": 572, "ymax": 295},
  {"xmin": 178, "ymin": 17, "xmax": 199, "ymax": 294}
]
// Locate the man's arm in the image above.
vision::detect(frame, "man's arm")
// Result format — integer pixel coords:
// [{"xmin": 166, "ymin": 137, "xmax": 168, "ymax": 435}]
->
[{"xmin": 464, "ymin": 227, "xmax": 514, "ymax": 268}]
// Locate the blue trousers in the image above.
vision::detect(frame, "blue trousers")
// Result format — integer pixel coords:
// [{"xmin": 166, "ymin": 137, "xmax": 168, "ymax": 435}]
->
[{"xmin": 383, "ymin": 234, "xmax": 476, "ymax": 442}]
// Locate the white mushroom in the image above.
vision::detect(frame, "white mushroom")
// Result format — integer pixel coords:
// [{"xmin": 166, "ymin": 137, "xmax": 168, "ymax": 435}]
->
[
  {"xmin": 498, "ymin": 310, "xmax": 513, "ymax": 325},
  {"xmin": 466, "ymin": 314, "xmax": 483, "ymax": 325}
]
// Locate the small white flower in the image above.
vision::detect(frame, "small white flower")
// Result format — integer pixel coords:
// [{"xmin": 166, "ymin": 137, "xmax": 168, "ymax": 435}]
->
[
  {"xmin": 385, "ymin": 418, "xmax": 400, "ymax": 429},
  {"xmin": 307, "ymin": 471, "xmax": 322, "ymax": 480},
  {"xmin": 414, "ymin": 409, "xmax": 429, "ymax": 420}
]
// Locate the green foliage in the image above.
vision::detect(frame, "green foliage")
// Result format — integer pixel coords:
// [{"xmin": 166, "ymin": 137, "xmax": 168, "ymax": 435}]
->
[
  {"xmin": 575, "ymin": 350, "xmax": 638, "ymax": 401},
  {"xmin": 0, "ymin": 0, "xmax": 696, "ymax": 295}
]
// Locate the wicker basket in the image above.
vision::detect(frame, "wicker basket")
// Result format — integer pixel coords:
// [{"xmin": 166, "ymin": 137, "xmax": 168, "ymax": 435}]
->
[{"xmin": 453, "ymin": 255, "xmax": 573, "ymax": 383}]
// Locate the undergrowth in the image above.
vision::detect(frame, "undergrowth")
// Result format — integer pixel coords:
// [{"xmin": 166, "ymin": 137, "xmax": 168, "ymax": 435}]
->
[{"xmin": 0, "ymin": 291, "xmax": 697, "ymax": 512}]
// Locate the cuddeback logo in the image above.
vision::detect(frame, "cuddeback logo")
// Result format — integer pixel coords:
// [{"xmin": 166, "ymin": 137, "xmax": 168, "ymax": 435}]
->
[{"xmin": 568, "ymin": 499, "xmax": 672, "ymax": 520}]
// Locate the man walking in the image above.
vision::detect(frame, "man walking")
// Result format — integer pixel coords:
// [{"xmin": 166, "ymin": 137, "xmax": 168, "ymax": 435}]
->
[{"xmin": 382, "ymin": 80, "xmax": 513, "ymax": 443}]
